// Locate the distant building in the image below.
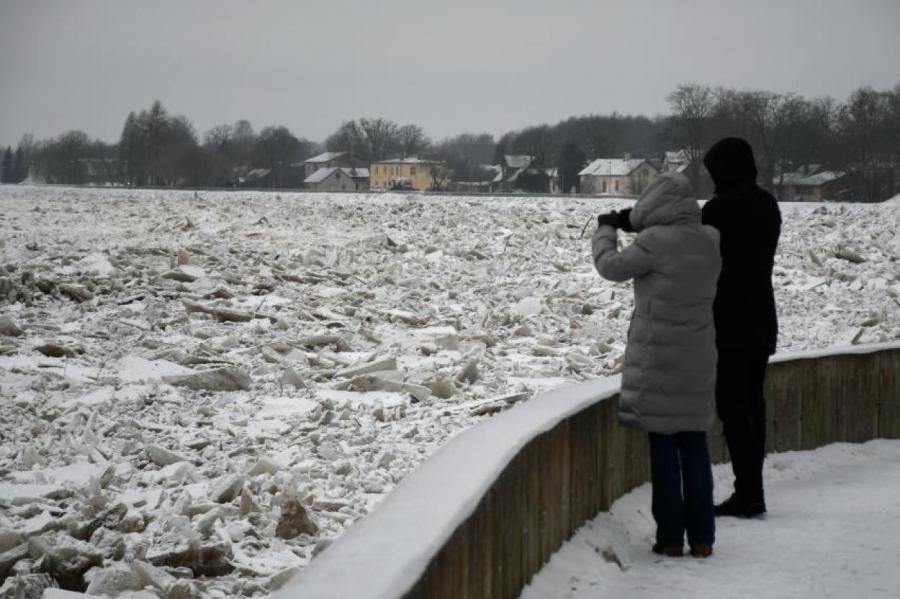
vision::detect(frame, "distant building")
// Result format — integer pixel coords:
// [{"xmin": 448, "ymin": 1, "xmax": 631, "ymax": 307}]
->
[
  {"xmin": 495, "ymin": 155, "xmax": 559, "ymax": 192},
  {"xmin": 579, "ymin": 157, "xmax": 659, "ymax": 195},
  {"xmin": 776, "ymin": 165, "xmax": 849, "ymax": 201},
  {"xmin": 447, "ymin": 164, "xmax": 503, "ymax": 193},
  {"xmin": 482, "ymin": 164, "xmax": 504, "ymax": 191},
  {"xmin": 298, "ymin": 152, "xmax": 350, "ymax": 181},
  {"xmin": 370, "ymin": 158, "xmax": 446, "ymax": 191},
  {"xmin": 500, "ymin": 155, "xmax": 534, "ymax": 189},
  {"xmin": 502, "ymin": 154, "xmax": 532, "ymax": 172},
  {"xmin": 304, "ymin": 167, "xmax": 370, "ymax": 192},
  {"xmin": 239, "ymin": 168, "xmax": 273, "ymax": 188}
]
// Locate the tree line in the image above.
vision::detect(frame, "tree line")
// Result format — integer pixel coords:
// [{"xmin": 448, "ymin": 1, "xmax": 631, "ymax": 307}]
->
[
  {"xmin": 666, "ymin": 84, "xmax": 900, "ymax": 202},
  {"xmin": 2, "ymin": 83, "xmax": 898, "ymax": 201}
]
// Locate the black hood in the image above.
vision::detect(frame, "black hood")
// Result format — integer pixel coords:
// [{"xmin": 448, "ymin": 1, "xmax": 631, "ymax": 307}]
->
[{"xmin": 703, "ymin": 137, "xmax": 758, "ymax": 193}]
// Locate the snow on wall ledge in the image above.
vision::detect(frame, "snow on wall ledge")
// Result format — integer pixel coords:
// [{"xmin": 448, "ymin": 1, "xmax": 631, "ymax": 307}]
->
[
  {"xmin": 767, "ymin": 340, "xmax": 900, "ymax": 363},
  {"xmin": 276, "ymin": 376, "xmax": 620, "ymax": 599},
  {"xmin": 276, "ymin": 341, "xmax": 900, "ymax": 599}
]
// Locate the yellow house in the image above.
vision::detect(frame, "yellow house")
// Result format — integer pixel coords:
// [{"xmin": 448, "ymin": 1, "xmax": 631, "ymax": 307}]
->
[{"xmin": 369, "ymin": 158, "xmax": 446, "ymax": 191}]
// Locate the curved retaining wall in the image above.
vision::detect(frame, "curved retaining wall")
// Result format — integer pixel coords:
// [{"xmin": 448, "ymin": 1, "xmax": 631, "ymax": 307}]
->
[{"xmin": 278, "ymin": 342, "xmax": 900, "ymax": 599}]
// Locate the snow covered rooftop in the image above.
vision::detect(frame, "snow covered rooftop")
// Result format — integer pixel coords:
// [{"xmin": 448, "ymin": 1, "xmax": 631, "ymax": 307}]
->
[
  {"xmin": 480, "ymin": 164, "xmax": 504, "ymax": 183},
  {"xmin": 579, "ymin": 158, "xmax": 648, "ymax": 177},
  {"xmin": 242, "ymin": 168, "xmax": 271, "ymax": 181},
  {"xmin": 505, "ymin": 154, "xmax": 533, "ymax": 169},
  {"xmin": 304, "ymin": 167, "xmax": 369, "ymax": 184},
  {"xmin": 345, "ymin": 167, "xmax": 369, "ymax": 178},
  {"xmin": 304, "ymin": 151, "xmax": 347, "ymax": 164},
  {"xmin": 664, "ymin": 150, "xmax": 690, "ymax": 163},
  {"xmin": 506, "ymin": 166, "xmax": 528, "ymax": 183}
]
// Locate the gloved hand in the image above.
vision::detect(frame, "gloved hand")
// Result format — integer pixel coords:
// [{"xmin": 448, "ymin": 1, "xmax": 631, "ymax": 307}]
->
[
  {"xmin": 596, "ymin": 212, "xmax": 618, "ymax": 228},
  {"xmin": 614, "ymin": 208, "xmax": 634, "ymax": 232}
]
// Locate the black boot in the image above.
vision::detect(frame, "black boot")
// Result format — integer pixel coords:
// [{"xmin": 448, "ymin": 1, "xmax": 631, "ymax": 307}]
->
[
  {"xmin": 652, "ymin": 543, "xmax": 684, "ymax": 557},
  {"xmin": 714, "ymin": 493, "xmax": 766, "ymax": 518}
]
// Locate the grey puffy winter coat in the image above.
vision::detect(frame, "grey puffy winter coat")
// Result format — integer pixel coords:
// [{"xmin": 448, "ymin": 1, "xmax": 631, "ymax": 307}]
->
[{"xmin": 591, "ymin": 173, "xmax": 722, "ymax": 433}]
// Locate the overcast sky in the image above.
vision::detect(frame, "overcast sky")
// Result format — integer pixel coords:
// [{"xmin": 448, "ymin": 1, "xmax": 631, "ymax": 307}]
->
[{"xmin": 1, "ymin": 0, "xmax": 899, "ymax": 148}]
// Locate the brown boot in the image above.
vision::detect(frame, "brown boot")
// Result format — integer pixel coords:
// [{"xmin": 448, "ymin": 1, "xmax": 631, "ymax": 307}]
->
[
  {"xmin": 690, "ymin": 545, "xmax": 713, "ymax": 558},
  {"xmin": 652, "ymin": 544, "xmax": 684, "ymax": 557}
]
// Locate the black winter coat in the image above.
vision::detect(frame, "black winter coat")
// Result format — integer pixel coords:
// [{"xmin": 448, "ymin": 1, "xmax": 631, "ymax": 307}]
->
[{"xmin": 701, "ymin": 183, "xmax": 781, "ymax": 354}]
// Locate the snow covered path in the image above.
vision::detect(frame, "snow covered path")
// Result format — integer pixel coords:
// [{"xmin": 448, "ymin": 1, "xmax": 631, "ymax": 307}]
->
[{"xmin": 522, "ymin": 439, "xmax": 900, "ymax": 599}]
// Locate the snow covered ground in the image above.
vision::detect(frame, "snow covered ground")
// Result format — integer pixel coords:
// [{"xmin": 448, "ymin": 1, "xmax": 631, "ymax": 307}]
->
[
  {"xmin": 522, "ymin": 439, "xmax": 900, "ymax": 599},
  {"xmin": 0, "ymin": 185, "xmax": 898, "ymax": 597}
]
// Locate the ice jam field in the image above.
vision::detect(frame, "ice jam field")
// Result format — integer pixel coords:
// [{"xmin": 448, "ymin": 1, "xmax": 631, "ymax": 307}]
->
[
  {"xmin": 0, "ymin": 186, "xmax": 898, "ymax": 597},
  {"xmin": 522, "ymin": 439, "xmax": 900, "ymax": 599}
]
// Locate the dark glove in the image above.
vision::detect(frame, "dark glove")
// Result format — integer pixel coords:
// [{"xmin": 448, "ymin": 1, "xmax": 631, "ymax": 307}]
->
[
  {"xmin": 596, "ymin": 212, "xmax": 618, "ymax": 228},
  {"xmin": 614, "ymin": 208, "xmax": 634, "ymax": 233}
]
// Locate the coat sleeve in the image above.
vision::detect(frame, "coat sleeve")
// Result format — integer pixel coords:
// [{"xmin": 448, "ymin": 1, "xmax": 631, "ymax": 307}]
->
[{"xmin": 591, "ymin": 225, "xmax": 655, "ymax": 282}]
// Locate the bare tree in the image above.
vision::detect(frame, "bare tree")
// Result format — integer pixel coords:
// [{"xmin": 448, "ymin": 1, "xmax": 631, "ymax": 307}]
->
[
  {"xmin": 397, "ymin": 124, "xmax": 430, "ymax": 158},
  {"xmin": 204, "ymin": 124, "xmax": 233, "ymax": 150},
  {"xmin": 837, "ymin": 87, "xmax": 893, "ymax": 202},
  {"xmin": 667, "ymin": 84, "xmax": 715, "ymax": 189},
  {"xmin": 511, "ymin": 125, "xmax": 557, "ymax": 168},
  {"xmin": 791, "ymin": 96, "xmax": 839, "ymax": 167},
  {"xmin": 433, "ymin": 133, "xmax": 495, "ymax": 165},
  {"xmin": 428, "ymin": 162, "xmax": 448, "ymax": 190},
  {"xmin": 326, "ymin": 120, "xmax": 370, "ymax": 165},
  {"xmin": 431, "ymin": 133, "xmax": 496, "ymax": 183},
  {"xmin": 253, "ymin": 126, "xmax": 312, "ymax": 187},
  {"xmin": 759, "ymin": 93, "xmax": 803, "ymax": 189},
  {"xmin": 230, "ymin": 120, "xmax": 257, "ymax": 166},
  {"xmin": 359, "ymin": 117, "xmax": 400, "ymax": 161}
]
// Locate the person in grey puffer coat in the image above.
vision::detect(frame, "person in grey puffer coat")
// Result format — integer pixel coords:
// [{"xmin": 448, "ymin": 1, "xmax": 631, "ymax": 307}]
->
[{"xmin": 591, "ymin": 172, "xmax": 722, "ymax": 558}]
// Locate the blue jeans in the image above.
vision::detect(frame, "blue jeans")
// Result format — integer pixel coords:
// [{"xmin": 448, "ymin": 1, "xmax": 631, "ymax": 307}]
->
[{"xmin": 648, "ymin": 431, "xmax": 715, "ymax": 549}]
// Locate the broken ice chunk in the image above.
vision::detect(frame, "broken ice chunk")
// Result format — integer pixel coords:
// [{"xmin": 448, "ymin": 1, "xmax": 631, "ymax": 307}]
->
[
  {"xmin": 514, "ymin": 296, "xmax": 542, "ymax": 317},
  {"xmin": 163, "ymin": 366, "xmax": 252, "ymax": 392}
]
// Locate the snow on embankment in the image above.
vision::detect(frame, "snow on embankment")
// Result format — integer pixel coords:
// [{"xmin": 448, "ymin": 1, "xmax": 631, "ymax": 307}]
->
[{"xmin": 0, "ymin": 186, "xmax": 897, "ymax": 597}]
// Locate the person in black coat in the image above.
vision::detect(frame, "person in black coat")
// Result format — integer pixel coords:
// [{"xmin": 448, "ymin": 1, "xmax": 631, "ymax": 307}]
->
[{"xmin": 701, "ymin": 137, "xmax": 781, "ymax": 517}]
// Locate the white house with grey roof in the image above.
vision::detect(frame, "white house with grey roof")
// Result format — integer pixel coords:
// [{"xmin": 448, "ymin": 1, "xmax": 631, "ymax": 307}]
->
[
  {"xmin": 501, "ymin": 154, "xmax": 533, "ymax": 188},
  {"xmin": 775, "ymin": 165, "xmax": 848, "ymax": 201},
  {"xmin": 578, "ymin": 157, "xmax": 659, "ymax": 195},
  {"xmin": 298, "ymin": 152, "xmax": 351, "ymax": 181},
  {"xmin": 304, "ymin": 167, "xmax": 370, "ymax": 192}
]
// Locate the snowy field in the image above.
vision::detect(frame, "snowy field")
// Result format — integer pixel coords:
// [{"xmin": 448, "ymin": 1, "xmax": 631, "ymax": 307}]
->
[
  {"xmin": 522, "ymin": 439, "xmax": 900, "ymax": 599},
  {"xmin": 0, "ymin": 185, "xmax": 898, "ymax": 597}
]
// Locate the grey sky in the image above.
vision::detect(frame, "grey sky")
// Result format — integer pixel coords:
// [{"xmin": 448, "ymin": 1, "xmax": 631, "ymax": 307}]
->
[{"xmin": 1, "ymin": 0, "xmax": 899, "ymax": 149}]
